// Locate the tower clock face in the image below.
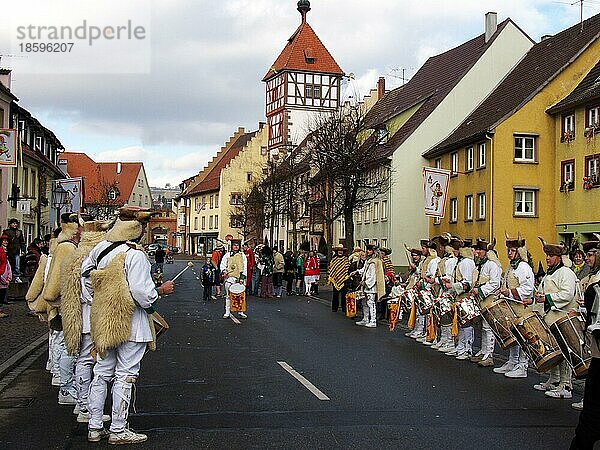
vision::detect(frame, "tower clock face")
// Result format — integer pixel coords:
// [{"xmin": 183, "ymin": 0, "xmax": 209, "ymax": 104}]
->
[
  {"xmin": 266, "ymin": 74, "xmax": 285, "ymax": 115},
  {"xmin": 268, "ymin": 111, "xmax": 285, "ymax": 147}
]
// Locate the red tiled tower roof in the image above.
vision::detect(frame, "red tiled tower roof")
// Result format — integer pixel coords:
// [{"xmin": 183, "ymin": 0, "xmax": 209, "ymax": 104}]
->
[{"xmin": 263, "ymin": 2, "xmax": 343, "ymax": 81}]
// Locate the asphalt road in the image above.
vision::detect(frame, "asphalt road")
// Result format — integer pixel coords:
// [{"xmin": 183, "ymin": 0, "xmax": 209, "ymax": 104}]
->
[{"xmin": 0, "ymin": 260, "xmax": 582, "ymax": 449}]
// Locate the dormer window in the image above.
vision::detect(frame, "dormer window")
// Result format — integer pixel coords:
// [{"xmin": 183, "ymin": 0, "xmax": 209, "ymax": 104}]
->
[
  {"xmin": 376, "ymin": 127, "xmax": 388, "ymax": 144},
  {"xmin": 304, "ymin": 47, "xmax": 315, "ymax": 64}
]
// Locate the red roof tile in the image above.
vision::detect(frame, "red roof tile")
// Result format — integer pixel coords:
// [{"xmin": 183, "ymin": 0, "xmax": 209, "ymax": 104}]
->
[
  {"xmin": 263, "ymin": 19, "xmax": 343, "ymax": 81},
  {"xmin": 61, "ymin": 152, "xmax": 144, "ymax": 204}
]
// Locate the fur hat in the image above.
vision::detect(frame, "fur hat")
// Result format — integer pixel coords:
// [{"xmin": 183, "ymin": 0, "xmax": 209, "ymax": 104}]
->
[
  {"xmin": 450, "ymin": 235, "xmax": 464, "ymax": 250},
  {"xmin": 538, "ymin": 236, "xmax": 566, "ymax": 256},
  {"xmin": 420, "ymin": 239, "xmax": 430, "ymax": 248},
  {"xmin": 380, "ymin": 247, "xmax": 392, "ymax": 256},
  {"xmin": 0, "ymin": 234, "xmax": 9, "ymax": 242},
  {"xmin": 583, "ymin": 233, "xmax": 600, "ymax": 253},
  {"xmin": 474, "ymin": 237, "xmax": 496, "ymax": 251},
  {"xmin": 409, "ymin": 248, "xmax": 423, "ymax": 256},
  {"xmin": 505, "ymin": 231, "xmax": 526, "ymax": 249},
  {"xmin": 230, "ymin": 239, "xmax": 242, "ymax": 247},
  {"xmin": 366, "ymin": 243, "xmax": 377, "ymax": 251},
  {"xmin": 332, "ymin": 244, "xmax": 346, "ymax": 252},
  {"xmin": 105, "ymin": 206, "xmax": 158, "ymax": 243}
]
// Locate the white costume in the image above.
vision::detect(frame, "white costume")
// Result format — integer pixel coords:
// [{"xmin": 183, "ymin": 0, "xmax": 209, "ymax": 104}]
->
[
  {"xmin": 431, "ymin": 254, "xmax": 457, "ymax": 350},
  {"xmin": 356, "ymin": 255, "xmax": 383, "ymax": 327},
  {"xmin": 473, "ymin": 256, "xmax": 502, "ymax": 362},
  {"xmin": 220, "ymin": 248, "xmax": 248, "ymax": 318},
  {"xmin": 447, "ymin": 257, "xmax": 476, "ymax": 357},
  {"xmin": 82, "ymin": 241, "xmax": 158, "ymax": 434},
  {"xmin": 411, "ymin": 255, "xmax": 440, "ymax": 339},
  {"xmin": 496, "ymin": 259, "xmax": 535, "ymax": 377}
]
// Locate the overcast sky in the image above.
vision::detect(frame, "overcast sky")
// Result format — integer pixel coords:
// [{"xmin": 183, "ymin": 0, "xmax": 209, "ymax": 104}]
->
[{"xmin": 2, "ymin": 0, "xmax": 600, "ymax": 188}]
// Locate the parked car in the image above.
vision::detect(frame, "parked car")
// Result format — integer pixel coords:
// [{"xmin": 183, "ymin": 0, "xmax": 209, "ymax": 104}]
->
[
  {"xmin": 169, "ymin": 246, "xmax": 180, "ymax": 254},
  {"xmin": 317, "ymin": 252, "xmax": 328, "ymax": 273},
  {"xmin": 147, "ymin": 243, "xmax": 168, "ymax": 257}
]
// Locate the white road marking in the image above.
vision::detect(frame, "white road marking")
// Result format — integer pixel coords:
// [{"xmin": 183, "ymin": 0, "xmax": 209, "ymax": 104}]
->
[
  {"xmin": 277, "ymin": 361, "xmax": 330, "ymax": 401},
  {"xmin": 229, "ymin": 315, "xmax": 241, "ymax": 324}
]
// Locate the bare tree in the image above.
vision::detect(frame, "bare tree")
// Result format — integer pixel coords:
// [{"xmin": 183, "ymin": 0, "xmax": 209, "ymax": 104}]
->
[
  {"xmin": 87, "ymin": 178, "xmax": 123, "ymax": 220},
  {"xmin": 307, "ymin": 103, "xmax": 392, "ymax": 251},
  {"xmin": 228, "ymin": 183, "xmax": 267, "ymax": 244}
]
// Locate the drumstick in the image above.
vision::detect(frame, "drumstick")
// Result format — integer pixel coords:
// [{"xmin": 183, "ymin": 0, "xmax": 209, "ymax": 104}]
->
[{"xmin": 172, "ymin": 261, "xmax": 194, "ymax": 282}]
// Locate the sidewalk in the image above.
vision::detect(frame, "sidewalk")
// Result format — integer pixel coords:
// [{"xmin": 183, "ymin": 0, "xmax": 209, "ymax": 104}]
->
[{"xmin": 0, "ymin": 299, "xmax": 47, "ymax": 367}]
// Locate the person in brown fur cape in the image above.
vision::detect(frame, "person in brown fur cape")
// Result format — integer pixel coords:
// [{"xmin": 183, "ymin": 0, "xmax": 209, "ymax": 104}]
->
[
  {"xmin": 82, "ymin": 206, "xmax": 174, "ymax": 445},
  {"xmin": 41, "ymin": 213, "xmax": 82, "ymax": 406},
  {"xmin": 60, "ymin": 216, "xmax": 111, "ymax": 423},
  {"xmin": 354, "ymin": 243, "xmax": 385, "ymax": 328}
]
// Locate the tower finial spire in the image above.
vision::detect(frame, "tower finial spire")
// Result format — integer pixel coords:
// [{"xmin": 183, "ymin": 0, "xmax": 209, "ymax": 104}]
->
[{"xmin": 297, "ymin": 0, "xmax": 311, "ymax": 23}]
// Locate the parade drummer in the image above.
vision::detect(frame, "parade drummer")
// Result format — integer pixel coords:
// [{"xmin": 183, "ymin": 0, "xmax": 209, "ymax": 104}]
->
[
  {"xmin": 407, "ymin": 238, "xmax": 439, "ymax": 340},
  {"xmin": 524, "ymin": 237, "xmax": 578, "ymax": 399},
  {"xmin": 494, "ymin": 233, "xmax": 534, "ymax": 379},
  {"xmin": 220, "ymin": 239, "xmax": 248, "ymax": 319},
  {"xmin": 469, "ymin": 238, "xmax": 502, "ymax": 366}
]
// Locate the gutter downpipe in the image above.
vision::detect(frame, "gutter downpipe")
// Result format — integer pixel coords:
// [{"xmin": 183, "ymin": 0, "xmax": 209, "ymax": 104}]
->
[{"xmin": 485, "ymin": 132, "xmax": 493, "ymax": 241}]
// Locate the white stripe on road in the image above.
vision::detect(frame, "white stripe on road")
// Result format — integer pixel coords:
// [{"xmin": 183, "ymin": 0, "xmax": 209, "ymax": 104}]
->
[
  {"xmin": 277, "ymin": 361, "xmax": 330, "ymax": 401},
  {"xmin": 229, "ymin": 314, "xmax": 241, "ymax": 324}
]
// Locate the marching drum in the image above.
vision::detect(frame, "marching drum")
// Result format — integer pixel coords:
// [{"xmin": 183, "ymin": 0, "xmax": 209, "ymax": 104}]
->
[
  {"xmin": 399, "ymin": 289, "xmax": 416, "ymax": 313},
  {"xmin": 416, "ymin": 289, "xmax": 435, "ymax": 315},
  {"xmin": 345, "ymin": 291, "xmax": 359, "ymax": 318},
  {"xmin": 511, "ymin": 311, "xmax": 563, "ymax": 373},
  {"xmin": 388, "ymin": 299, "xmax": 400, "ymax": 331},
  {"xmin": 456, "ymin": 293, "xmax": 480, "ymax": 326},
  {"xmin": 433, "ymin": 291, "xmax": 455, "ymax": 324},
  {"xmin": 229, "ymin": 282, "xmax": 247, "ymax": 312},
  {"xmin": 550, "ymin": 314, "xmax": 592, "ymax": 378},
  {"xmin": 479, "ymin": 295, "xmax": 518, "ymax": 350}
]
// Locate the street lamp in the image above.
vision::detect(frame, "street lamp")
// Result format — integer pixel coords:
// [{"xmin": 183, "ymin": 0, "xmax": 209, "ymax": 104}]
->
[{"xmin": 52, "ymin": 183, "xmax": 68, "ymax": 208}]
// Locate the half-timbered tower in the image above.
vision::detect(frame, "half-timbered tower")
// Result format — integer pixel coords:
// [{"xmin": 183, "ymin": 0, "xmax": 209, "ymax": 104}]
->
[{"xmin": 263, "ymin": 0, "xmax": 344, "ymax": 150}]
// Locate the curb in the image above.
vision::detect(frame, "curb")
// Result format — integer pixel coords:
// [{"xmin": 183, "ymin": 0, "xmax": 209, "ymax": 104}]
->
[{"xmin": 0, "ymin": 334, "xmax": 47, "ymax": 379}]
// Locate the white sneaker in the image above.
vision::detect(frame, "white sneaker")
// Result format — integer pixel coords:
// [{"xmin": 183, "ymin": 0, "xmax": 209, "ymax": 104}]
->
[
  {"xmin": 238, "ymin": 312, "xmax": 247, "ymax": 319},
  {"xmin": 51, "ymin": 375, "xmax": 60, "ymax": 387},
  {"xmin": 108, "ymin": 428, "xmax": 148, "ymax": 445},
  {"xmin": 456, "ymin": 352, "xmax": 471, "ymax": 360},
  {"xmin": 88, "ymin": 428, "xmax": 109, "ymax": 443},
  {"xmin": 431, "ymin": 341, "xmax": 442, "ymax": 349},
  {"xmin": 73, "ymin": 404, "xmax": 80, "ymax": 415},
  {"xmin": 572, "ymin": 399, "xmax": 584, "ymax": 410},
  {"xmin": 15, "ymin": 277, "xmax": 22, "ymax": 283},
  {"xmin": 505, "ymin": 366, "xmax": 528, "ymax": 378},
  {"xmin": 46, "ymin": 359, "xmax": 52, "ymax": 371},
  {"xmin": 439, "ymin": 344, "xmax": 454, "ymax": 353},
  {"xmin": 545, "ymin": 387, "xmax": 572, "ymax": 399},
  {"xmin": 415, "ymin": 336, "xmax": 427, "ymax": 343},
  {"xmin": 58, "ymin": 392, "xmax": 77, "ymax": 405},
  {"xmin": 77, "ymin": 411, "xmax": 111, "ymax": 423},
  {"xmin": 534, "ymin": 380, "xmax": 558, "ymax": 391},
  {"xmin": 404, "ymin": 331, "xmax": 414, "ymax": 337},
  {"xmin": 493, "ymin": 361, "xmax": 516, "ymax": 374},
  {"xmin": 355, "ymin": 319, "xmax": 368, "ymax": 326},
  {"xmin": 365, "ymin": 322, "xmax": 376, "ymax": 328},
  {"xmin": 223, "ymin": 312, "xmax": 230, "ymax": 319},
  {"xmin": 445, "ymin": 349, "xmax": 458, "ymax": 356},
  {"xmin": 422, "ymin": 340, "xmax": 434, "ymax": 346}
]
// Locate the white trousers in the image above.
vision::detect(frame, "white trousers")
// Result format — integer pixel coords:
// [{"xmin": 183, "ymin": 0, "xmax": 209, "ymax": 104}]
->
[
  {"xmin": 362, "ymin": 293, "xmax": 376, "ymax": 324},
  {"xmin": 75, "ymin": 333, "xmax": 95, "ymax": 412},
  {"xmin": 546, "ymin": 360, "xmax": 572, "ymax": 389},
  {"xmin": 508, "ymin": 345, "xmax": 529, "ymax": 368},
  {"xmin": 414, "ymin": 314, "xmax": 426, "ymax": 336},
  {"xmin": 480, "ymin": 318, "xmax": 496, "ymax": 356},
  {"xmin": 48, "ymin": 331, "xmax": 59, "ymax": 376},
  {"xmin": 53, "ymin": 331, "xmax": 77, "ymax": 397},
  {"xmin": 456, "ymin": 326, "xmax": 474, "ymax": 354},
  {"xmin": 88, "ymin": 341, "xmax": 146, "ymax": 432}
]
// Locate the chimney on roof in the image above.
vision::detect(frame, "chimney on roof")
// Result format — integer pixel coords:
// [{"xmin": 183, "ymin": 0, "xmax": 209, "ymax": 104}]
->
[
  {"xmin": 541, "ymin": 34, "xmax": 553, "ymax": 41},
  {"xmin": 117, "ymin": 162, "xmax": 122, "ymax": 174},
  {"xmin": 485, "ymin": 12, "xmax": 497, "ymax": 43},
  {"xmin": 0, "ymin": 66, "xmax": 12, "ymax": 90},
  {"xmin": 377, "ymin": 77, "xmax": 386, "ymax": 99}
]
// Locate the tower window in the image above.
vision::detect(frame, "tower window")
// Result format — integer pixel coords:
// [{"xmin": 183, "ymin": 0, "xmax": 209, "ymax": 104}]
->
[{"xmin": 304, "ymin": 48, "xmax": 315, "ymax": 64}]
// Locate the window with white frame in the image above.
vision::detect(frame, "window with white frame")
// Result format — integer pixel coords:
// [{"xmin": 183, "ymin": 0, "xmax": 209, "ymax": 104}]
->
[
  {"xmin": 201, "ymin": 216, "xmax": 206, "ymax": 229},
  {"xmin": 364, "ymin": 204, "xmax": 371, "ymax": 222},
  {"xmin": 585, "ymin": 154, "xmax": 600, "ymax": 185},
  {"xmin": 356, "ymin": 209, "xmax": 362, "ymax": 224},
  {"xmin": 194, "ymin": 217, "xmax": 198, "ymax": 230},
  {"xmin": 215, "ymin": 193, "xmax": 219, "ymax": 208},
  {"xmin": 373, "ymin": 202, "xmax": 379, "ymax": 222},
  {"xmin": 449, "ymin": 198, "xmax": 457, "ymax": 223},
  {"xmin": 381, "ymin": 200, "xmax": 388, "ymax": 220},
  {"xmin": 477, "ymin": 193, "xmax": 486, "ymax": 219},
  {"xmin": 561, "ymin": 160, "xmax": 575, "ymax": 191},
  {"xmin": 210, "ymin": 195, "xmax": 214, "ymax": 209},
  {"xmin": 465, "ymin": 195, "xmax": 473, "ymax": 221},
  {"xmin": 339, "ymin": 218, "xmax": 346, "ymax": 239},
  {"xmin": 215, "ymin": 215, "xmax": 218, "ymax": 228},
  {"xmin": 478, "ymin": 142, "xmax": 486, "ymax": 168},
  {"xmin": 514, "ymin": 189, "xmax": 536, "ymax": 216},
  {"xmin": 433, "ymin": 216, "xmax": 441, "ymax": 225},
  {"xmin": 562, "ymin": 113, "xmax": 575, "ymax": 141},
  {"xmin": 435, "ymin": 158, "xmax": 442, "ymax": 169},
  {"xmin": 209, "ymin": 215, "xmax": 213, "ymax": 229},
  {"xmin": 514, "ymin": 136, "xmax": 536, "ymax": 162},
  {"xmin": 451, "ymin": 152, "xmax": 458, "ymax": 175},
  {"xmin": 465, "ymin": 147, "xmax": 474, "ymax": 171}
]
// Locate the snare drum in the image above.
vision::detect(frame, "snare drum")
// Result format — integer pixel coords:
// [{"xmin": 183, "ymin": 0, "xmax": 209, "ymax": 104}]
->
[
  {"xmin": 388, "ymin": 299, "xmax": 400, "ymax": 331},
  {"xmin": 229, "ymin": 282, "xmax": 247, "ymax": 312},
  {"xmin": 456, "ymin": 293, "xmax": 480, "ymax": 326},
  {"xmin": 416, "ymin": 289, "xmax": 435, "ymax": 315},
  {"xmin": 345, "ymin": 292, "xmax": 358, "ymax": 318},
  {"xmin": 434, "ymin": 291, "xmax": 455, "ymax": 323},
  {"xmin": 511, "ymin": 311, "xmax": 563, "ymax": 373},
  {"xmin": 398, "ymin": 289, "xmax": 414, "ymax": 313},
  {"xmin": 550, "ymin": 313, "xmax": 592, "ymax": 378},
  {"xmin": 480, "ymin": 295, "xmax": 518, "ymax": 349}
]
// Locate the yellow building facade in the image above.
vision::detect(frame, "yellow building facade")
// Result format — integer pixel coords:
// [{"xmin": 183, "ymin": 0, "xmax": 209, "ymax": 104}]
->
[{"xmin": 425, "ymin": 17, "xmax": 600, "ymax": 267}]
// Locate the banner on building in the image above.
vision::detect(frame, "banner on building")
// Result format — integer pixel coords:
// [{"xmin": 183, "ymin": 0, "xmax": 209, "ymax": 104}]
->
[
  {"xmin": 423, "ymin": 167, "xmax": 451, "ymax": 217},
  {"xmin": 54, "ymin": 177, "xmax": 84, "ymax": 216},
  {"xmin": 0, "ymin": 129, "xmax": 18, "ymax": 168}
]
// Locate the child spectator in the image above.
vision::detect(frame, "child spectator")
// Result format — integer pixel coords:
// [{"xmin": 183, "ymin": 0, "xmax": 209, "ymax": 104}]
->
[{"xmin": 201, "ymin": 258, "xmax": 216, "ymax": 301}]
